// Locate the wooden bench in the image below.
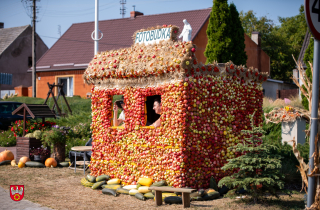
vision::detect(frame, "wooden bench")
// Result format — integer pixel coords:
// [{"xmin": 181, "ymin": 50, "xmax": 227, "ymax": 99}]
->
[{"xmin": 148, "ymin": 186, "xmax": 196, "ymax": 208}]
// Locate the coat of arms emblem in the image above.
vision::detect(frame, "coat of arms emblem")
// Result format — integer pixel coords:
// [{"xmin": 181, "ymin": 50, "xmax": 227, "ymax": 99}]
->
[{"xmin": 10, "ymin": 185, "xmax": 24, "ymax": 201}]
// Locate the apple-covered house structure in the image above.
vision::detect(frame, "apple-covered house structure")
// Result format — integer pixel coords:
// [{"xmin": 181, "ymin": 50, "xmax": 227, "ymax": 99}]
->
[{"xmin": 83, "ymin": 25, "xmax": 268, "ymax": 189}]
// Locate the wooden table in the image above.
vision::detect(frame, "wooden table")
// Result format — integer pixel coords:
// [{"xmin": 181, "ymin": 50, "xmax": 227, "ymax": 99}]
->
[
  {"xmin": 70, "ymin": 146, "xmax": 92, "ymax": 175},
  {"xmin": 148, "ymin": 186, "xmax": 196, "ymax": 208}
]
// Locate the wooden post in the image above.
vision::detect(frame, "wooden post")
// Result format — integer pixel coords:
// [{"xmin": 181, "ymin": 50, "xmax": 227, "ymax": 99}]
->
[
  {"xmin": 182, "ymin": 192, "xmax": 190, "ymax": 208},
  {"xmin": 154, "ymin": 191, "xmax": 162, "ymax": 206},
  {"xmin": 59, "ymin": 85, "xmax": 72, "ymax": 115},
  {"xmin": 44, "ymin": 82, "xmax": 54, "ymax": 104},
  {"xmin": 23, "ymin": 108, "xmax": 26, "ymax": 137},
  {"xmin": 51, "ymin": 88, "xmax": 62, "ymax": 116}
]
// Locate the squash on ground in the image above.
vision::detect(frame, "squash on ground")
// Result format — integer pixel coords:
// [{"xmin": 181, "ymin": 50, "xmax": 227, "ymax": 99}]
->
[
  {"xmin": 102, "ymin": 188, "xmax": 118, "ymax": 196},
  {"xmin": 58, "ymin": 162, "xmax": 69, "ymax": 167},
  {"xmin": 138, "ymin": 186, "xmax": 151, "ymax": 194},
  {"xmin": 11, "ymin": 160, "xmax": 17, "ymax": 166},
  {"xmin": 45, "ymin": 158, "xmax": 57, "ymax": 168},
  {"xmin": 123, "ymin": 185, "xmax": 137, "ymax": 190},
  {"xmin": 135, "ymin": 193, "xmax": 146, "ymax": 201},
  {"xmin": 92, "ymin": 181, "xmax": 106, "ymax": 190},
  {"xmin": 116, "ymin": 188, "xmax": 129, "ymax": 195},
  {"xmin": 138, "ymin": 177, "xmax": 153, "ymax": 187},
  {"xmin": 150, "ymin": 180, "xmax": 166, "ymax": 187},
  {"xmin": 107, "ymin": 178, "xmax": 120, "ymax": 185},
  {"xmin": 86, "ymin": 175, "xmax": 96, "ymax": 183},
  {"xmin": 129, "ymin": 189, "xmax": 139, "ymax": 196},
  {"xmin": 18, "ymin": 162, "xmax": 25, "ymax": 168},
  {"xmin": 96, "ymin": 175, "xmax": 110, "ymax": 182},
  {"xmin": 0, "ymin": 160, "xmax": 11, "ymax": 166},
  {"xmin": 25, "ymin": 161, "xmax": 45, "ymax": 168},
  {"xmin": 154, "ymin": 193, "xmax": 177, "ymax": 201},
  {"xmin": 102, "ymin": 184, "xmax": 121, "ymax": 190},
  {"xmin": 0, "ymin": 149, "xmax": 14, "ymax": 162},
  {"xmin": 144, "ymin": 192, "xmax": 154, "ymax": 199},
  {"xmin": 19, "ymin": 156, "xmax": 30, "ymax": 164},
  {"xmin": 164, "ymin": 196, "xmax": 182, "ymax": 204}
]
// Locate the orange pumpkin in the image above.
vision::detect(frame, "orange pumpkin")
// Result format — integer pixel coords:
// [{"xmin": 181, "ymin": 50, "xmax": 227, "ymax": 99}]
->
[
  {"xmin": 18, "ymin": 162, "xmax": 25, "ymax": 168},
  {"xmin": 0, "ymin": 149, "xmax": 14, "ymax": 162},
  {"xmin": 19, "ymin": 156, "xmax": 31, "ymax": 164},
  {"xmin": 45, "ymin": 158, "xmax": 57, "ymax": 168}
]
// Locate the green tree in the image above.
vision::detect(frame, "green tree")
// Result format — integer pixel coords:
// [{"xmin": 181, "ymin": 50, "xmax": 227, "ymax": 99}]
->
[
  {"xmin": 239, "ymin": 5, "xmax": 307, "ymax": 81},
  {"xmin": 205, "ymin": 0, "xmax": 231, "ymax": 63},
  {"xmin": 228, "ymin": 3, "xmax": 247, "ymax": 65},
  {"xmin": 239, "ymin": 10, "xmax": 274, "ymax": 38},
  {"xmin": 218, "ymin": 114, "xmax": 285, "ymax": 204}
]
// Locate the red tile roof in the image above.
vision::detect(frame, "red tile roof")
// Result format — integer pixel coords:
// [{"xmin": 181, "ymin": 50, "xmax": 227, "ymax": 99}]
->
[{"xmin": 32, "ymin": 8, "xmax": 211, "ymax": 72}]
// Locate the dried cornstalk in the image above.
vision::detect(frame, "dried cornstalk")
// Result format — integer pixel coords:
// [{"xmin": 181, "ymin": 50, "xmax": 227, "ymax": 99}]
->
[
  {"xmin": 306, "ymin": 178, "xmax": 320, "ymax": 210},
  {"xmin": 292, "ymin": 137, "xmax": 309, "ymax": 191},
  {"xmin": 292, "ymin": 56, "xmax": 312, "ymax": 111}
]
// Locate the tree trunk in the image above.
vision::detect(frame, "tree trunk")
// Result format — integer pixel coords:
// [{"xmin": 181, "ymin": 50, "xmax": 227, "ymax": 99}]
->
[{"xmin": 53, "ymin": 142, "xmax": 65, "ymax": 162}]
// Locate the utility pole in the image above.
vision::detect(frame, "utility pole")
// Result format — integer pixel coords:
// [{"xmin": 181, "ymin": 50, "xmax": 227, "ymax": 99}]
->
[
  {"xmin": 120, "ymin": 0, "xmax": 126, "ymax": 18},
  {"xmin": 91, "ymin": 0, "xmax": 103, "ymax": 55},
  {"xmin": 32, "ymin": 0, "xmax": 36, "ymax": 98}
]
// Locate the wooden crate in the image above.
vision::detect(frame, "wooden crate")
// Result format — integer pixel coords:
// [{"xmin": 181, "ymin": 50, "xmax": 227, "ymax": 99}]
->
[{"xmin": 16, "ymin": 137, "xmax": 43, "ymax": 161}]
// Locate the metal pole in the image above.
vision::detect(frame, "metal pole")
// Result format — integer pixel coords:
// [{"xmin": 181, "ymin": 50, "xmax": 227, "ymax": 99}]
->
[
  {"xmin": 94, "ymin": 0, "xmax": 99, "ymax": 55},
  {"xmin": 32, "ymin": 0, "xmax": 36, "ymax": 97},
  {"xmin": 307, "ymin": 38, "xmax": 320, "ymax": 207}
]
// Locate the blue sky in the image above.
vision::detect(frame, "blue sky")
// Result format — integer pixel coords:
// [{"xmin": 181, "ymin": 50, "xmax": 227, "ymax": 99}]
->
[{"xmin": 0, "ymin": 0, "xmax": 304, "ymax": 48}]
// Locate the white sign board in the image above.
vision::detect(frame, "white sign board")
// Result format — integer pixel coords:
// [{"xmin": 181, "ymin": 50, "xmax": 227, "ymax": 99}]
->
[
  {"xmin": 135, "ymin": 27, "xmax": 171, "ymax": 45},
  {"xmin": 305, "ymin": 0, "xmax": 320, "ymax": 40}
]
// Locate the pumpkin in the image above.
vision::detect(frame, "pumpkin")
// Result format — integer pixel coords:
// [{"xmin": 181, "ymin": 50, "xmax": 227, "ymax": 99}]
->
[
  {"xmin": 45, "ymin": 158, "xmax": 57, "ymax": 168},
  {"xmin": 0, "ymin": 149, "xmax": 14, "ymax": 162},
  {"xmin": 11, "ymin": 160, "xmax": 17, "ymax": 166},
  {"xmin": 19, "ymin": 156, "xmax": 31, "ymax": 164},
  {"xmin": 18, "ymin": 162, "xmax": 25, "ymax": 168}
]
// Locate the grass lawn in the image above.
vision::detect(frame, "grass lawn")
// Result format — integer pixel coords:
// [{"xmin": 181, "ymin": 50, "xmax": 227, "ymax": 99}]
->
[
  {"xmin": 0, "ymin": 165, "xmax": 305, "ymax": 210},
  {"xmin": 2, "ymin": 96, "xmax": 92, "ymax": 114}
]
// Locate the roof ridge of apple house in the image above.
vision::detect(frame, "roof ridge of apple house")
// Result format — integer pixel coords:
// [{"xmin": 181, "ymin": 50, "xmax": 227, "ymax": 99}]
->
[{"xmin": 84, "ymin": 24, "xmax": 268, "ymax": 189}]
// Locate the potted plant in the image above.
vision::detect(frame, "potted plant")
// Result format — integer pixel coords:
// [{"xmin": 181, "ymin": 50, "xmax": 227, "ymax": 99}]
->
[
  {"xmin": 41, "ymin": 125, "xmax": 73, "ymax": 162},
  {"xmin": 30, "ymin": 146, "xmax": 50, "ymax": 163}
]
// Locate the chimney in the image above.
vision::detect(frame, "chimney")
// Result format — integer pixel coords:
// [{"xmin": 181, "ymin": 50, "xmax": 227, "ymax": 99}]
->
[
  {"xmin": 130, "ymin": 11, "xmax": 143, "ymax": 19},
  {"xmin": 0, "ymin": 22, "xmax": 4, "ymax": 29},
  {"xmin": 251, "ymin": 31, "xmax": 261, "ymax": 46}
]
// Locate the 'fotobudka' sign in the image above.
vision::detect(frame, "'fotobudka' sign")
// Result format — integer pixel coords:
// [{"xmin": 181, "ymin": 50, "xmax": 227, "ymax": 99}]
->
[{"xmin": 135, "ymin": 27, "xmax": 171, "ymax": 45}]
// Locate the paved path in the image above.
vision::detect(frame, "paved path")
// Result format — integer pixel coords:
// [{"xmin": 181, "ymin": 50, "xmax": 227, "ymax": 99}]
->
[{"xmin": 0, "ymin": 186, "xmax": 53, "ymax": 210}]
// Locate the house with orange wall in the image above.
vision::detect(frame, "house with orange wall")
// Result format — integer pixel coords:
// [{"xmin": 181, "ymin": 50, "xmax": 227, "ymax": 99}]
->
[{"xmin": 30, "ymin": 8, "xmax": 269, "ymax": 99}]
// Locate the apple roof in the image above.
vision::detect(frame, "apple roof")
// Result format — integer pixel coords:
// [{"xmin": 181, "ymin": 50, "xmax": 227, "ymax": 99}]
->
[{"xmin": 83, "ymin": 26, "xmax": 268, "ymax": 89}]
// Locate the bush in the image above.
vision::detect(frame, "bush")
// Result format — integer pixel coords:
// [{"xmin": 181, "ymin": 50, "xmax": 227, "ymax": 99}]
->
[
  {"xmin": 11, "ymin": 120, "xmax": 55, "ymax": 137},
  {"xmin": 218, "ymin": 114, "xmax": 285, "ymax": 203},
  {"xmin": 262, "ymin": 110, "xmax": 309, "ymax": 183},
  {"xmin": 0, "ymin": 130, "xmax": 16, "ymax": 147},
  {"xmin": 41, "ymin": 125, "xmax": 72, "ymax": 147},
  {"xmin": 48, "ymin": 111, "xmax": 91, "ymax": 128},
  {"xmin": 72, "ymin": 123, "xmax": 91, "ymax": 139},
  {"xmin": 65, "ymin": 137, "xmax": 89, "ymax": 157}
]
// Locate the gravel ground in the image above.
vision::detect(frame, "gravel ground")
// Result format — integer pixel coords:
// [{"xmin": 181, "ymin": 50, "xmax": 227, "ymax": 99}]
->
[{"xmin": 0, "ymin": 165, "xmax": 305, "ymax": 210}]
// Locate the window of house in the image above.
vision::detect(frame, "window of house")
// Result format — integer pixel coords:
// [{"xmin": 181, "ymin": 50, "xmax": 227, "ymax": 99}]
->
[
  {"xmin": 58, "ymin": 77, "xmax": 73, "ymax": 97},
  {"xmin": 28, "ymin": 57, "xmax": 32, "ymax": 68},
  {"xmin": 145, "ymin": 95, "xmax": 161, "ymax": 126},
  {"xmin": 111, "ymin": 95, "xmax": 124, "ymax": 127}
]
